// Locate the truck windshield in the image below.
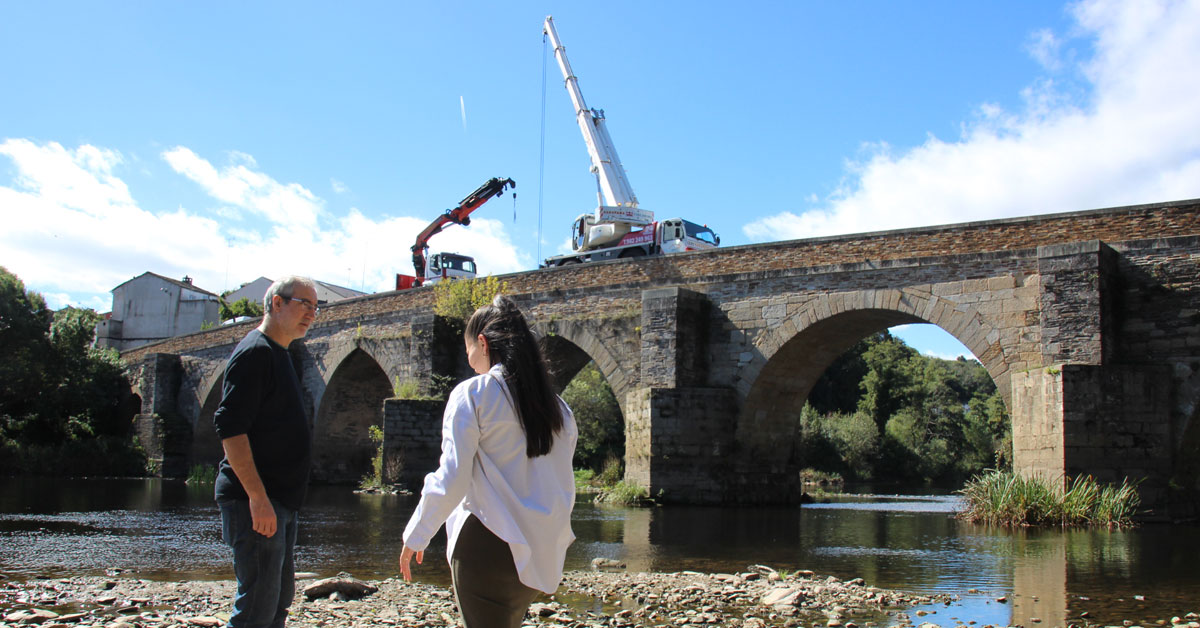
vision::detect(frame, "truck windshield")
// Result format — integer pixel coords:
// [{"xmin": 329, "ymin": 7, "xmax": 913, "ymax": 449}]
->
[
  {"xmin": 438, "ymin": 256, "xmax": 476, "ymax": 273},
  {"xmin": 683, "ymin": 221, "xmax": 720, "ymax": 246}
]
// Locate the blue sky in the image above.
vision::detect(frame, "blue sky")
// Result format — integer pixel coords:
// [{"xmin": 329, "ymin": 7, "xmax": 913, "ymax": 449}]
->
[{"xmin": 3, "ymin": 0, "xmax": 1199, "ymax": 361}]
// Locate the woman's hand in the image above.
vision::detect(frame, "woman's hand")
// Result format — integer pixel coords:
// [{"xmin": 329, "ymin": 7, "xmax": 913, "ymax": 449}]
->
[{"xmin": 398, "ymin": 545, "xmax": 424, "ymax": 582}]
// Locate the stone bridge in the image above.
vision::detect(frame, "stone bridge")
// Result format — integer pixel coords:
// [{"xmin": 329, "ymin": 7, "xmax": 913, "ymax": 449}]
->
[{"xmin": 123, "ymin": 199, "xmax": 1200, "ymax": 515}]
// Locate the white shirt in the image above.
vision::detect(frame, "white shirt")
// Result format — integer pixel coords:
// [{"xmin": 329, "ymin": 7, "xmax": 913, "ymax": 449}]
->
[{"xmin": 402, "ymin": 364, "xmax": 578, "ymax": 594}]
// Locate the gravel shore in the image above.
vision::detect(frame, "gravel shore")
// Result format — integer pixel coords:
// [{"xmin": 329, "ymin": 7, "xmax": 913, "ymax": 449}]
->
[{"xmin": 1, "ymin": 568, "xmax": 1196, "ymax": 628}]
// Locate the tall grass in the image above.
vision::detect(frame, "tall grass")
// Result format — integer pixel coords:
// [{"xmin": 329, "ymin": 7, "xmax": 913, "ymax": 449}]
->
[
  {"xmin": 186, "ymin": 464, "xmax": 217, "ymax": 485},
  {"xmin": 595, "ymin": 480, "xmax": 652, "ymax": 505},
  {"xmin": 958, "ymin": 469, "xmax": 1140, "ymax": 527}
]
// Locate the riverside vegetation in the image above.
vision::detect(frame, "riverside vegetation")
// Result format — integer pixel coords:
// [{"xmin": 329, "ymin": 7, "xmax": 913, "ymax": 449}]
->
[
  {"xmin": 958, "ymin": 469, "xmax": 1141, "ymax": 527},
  {"xmin": 0, "ymin": 267, "xmax": 142, "ymax": 477}
]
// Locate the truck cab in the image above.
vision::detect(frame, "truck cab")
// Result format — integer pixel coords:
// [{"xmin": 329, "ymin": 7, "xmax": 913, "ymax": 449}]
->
[
  {"xmin": 426, "ymin": 252, "xmax": 477, "ymax": 284},
  {"xmin": 659, "ymin": 219, "xmax": 720, "ymax": 254},
  {"xmin": 395, "ymin": 252, "xmax": 477, "ymax": 290}
]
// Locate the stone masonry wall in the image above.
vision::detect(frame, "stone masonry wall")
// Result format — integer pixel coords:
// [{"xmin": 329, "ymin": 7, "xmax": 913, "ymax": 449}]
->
[
  {"xmin": 383, "ymin": 398, "xmax": 445, "ymax": 492},
  {"xmin": 624, "ymin": 387, "xmax": 738, "ymax": 505},
  {"xmin": 640, "ymin": 288, "xmax": 711, "ymax": 389},
  {"xmin": 1011, "ymin": 363, "xmax": 1173, "ymax": 508},
  {"xmin": 1060, "ymin": 364, "xmax": 1173, "ymax": 499},
  {"xmin": 1010, "ymin": 367, "xmax": 1067, "ymax": 479},
  {"xmin": 1036, "ymin": 241, "xmax": 1117, "ymax": 366}
]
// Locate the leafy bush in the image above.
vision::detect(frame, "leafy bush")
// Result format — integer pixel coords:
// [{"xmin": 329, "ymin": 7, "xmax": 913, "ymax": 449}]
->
[
  {"xmin": 358, "ymin": 425, "xmax": 386, "ymax": 490},
  {"xmin": 432, "ymin": 275, "xmax": 508, "ymax": 326},
  {"xmin": 796, "ymin": 405, "xmax": 879, "ymax": 480}
]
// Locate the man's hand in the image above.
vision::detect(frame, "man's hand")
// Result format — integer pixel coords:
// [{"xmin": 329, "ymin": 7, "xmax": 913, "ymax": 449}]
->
[
  {"xmin": 222, "ymin": 435, "xmax": 276, "ymax": 537},
  {"xmin": 249, "ymin": 495, "xmax": 278, "ymax": 538}
]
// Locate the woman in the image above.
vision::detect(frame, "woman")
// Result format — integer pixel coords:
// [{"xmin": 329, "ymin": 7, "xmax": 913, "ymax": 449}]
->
[{"xmin": 399, "ymin": 295, "xmax": 577, "ymax": 628}]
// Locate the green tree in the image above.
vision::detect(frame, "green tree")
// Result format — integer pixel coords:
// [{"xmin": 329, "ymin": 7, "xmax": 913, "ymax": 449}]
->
[
  {"xmin": 800, "ymin": 328, "xmax": 1011, "ymax": 486},
  {"xmin": 0, "ymin": 267, "xmax": 52, "ymax": 431},
  {"xmin": 857, "ymin": 333, "xmax": 922, "ymax": 428},
  {"xmin": 561, "ymin": 362, "xmax": 623, "ymax": 471},
  {"xmin": 807, "ymin": 333, "xmax": 884, "ymax": 415},
  {"xmin": 962, "ymin": 389, "xmax": 1011, "ymax": 471},
  {"xmin": 48, "ymin": 307, "xmax": 128, "ymax": 439},
  {"xmin": 0, "ymin": 268, "xmax": 140, "ymax": 474},
  {"xmin": 219, "ymin": 297, "xmax": 263, "ymax": 321}
]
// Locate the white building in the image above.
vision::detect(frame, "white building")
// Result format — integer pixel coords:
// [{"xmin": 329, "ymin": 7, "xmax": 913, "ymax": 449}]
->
[{"xmin": 95, "ymin": 272, "xmax": 220, "ymax": 351}]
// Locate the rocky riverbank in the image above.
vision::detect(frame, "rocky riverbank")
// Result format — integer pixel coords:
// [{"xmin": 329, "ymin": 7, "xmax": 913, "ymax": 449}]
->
[{"xmin": 1, "ymin": 567, "xmax": 1196, "ymax": 628}]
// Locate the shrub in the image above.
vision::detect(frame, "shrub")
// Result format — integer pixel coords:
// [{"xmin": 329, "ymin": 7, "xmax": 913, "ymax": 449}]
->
[
  {"xmin": 595, "ymin": 480, "xmax": 652, "ymax": 506},
  {"xmin": 957, "ymin": 469, "xmax": 1140, "ymax": 527},
  {"xmin": 358, "ymin": 425, "xmax": 386, "ymax": 490},
  {"xmin": 432, "ymin": 275, "xmax": 507, "ymax": 326},
  {"xmin": 186, "ymin": 464, "xmax": 218, "ymax": 485}
]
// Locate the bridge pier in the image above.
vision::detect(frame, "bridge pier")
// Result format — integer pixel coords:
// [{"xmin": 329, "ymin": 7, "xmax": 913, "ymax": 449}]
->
[
  {"xmin": 131, "ymin": 353, "xmax": 192, "ymax": 478},
  {"xmin": 1012, "ymin": 241, "xmax": 1175, "ymax": 507},
  {"xmin": 624, "ymin": 287, "xmax": 743, "ymax": 503},
  {"xmin": 1012, "ymin": 364, "xmax": 1173, "ymax": 503}
]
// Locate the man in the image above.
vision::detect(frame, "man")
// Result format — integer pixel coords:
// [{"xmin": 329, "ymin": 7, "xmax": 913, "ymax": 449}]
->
[{"xmin": 214, "ymin": 276, "xmax": 319, "ymax": 628}]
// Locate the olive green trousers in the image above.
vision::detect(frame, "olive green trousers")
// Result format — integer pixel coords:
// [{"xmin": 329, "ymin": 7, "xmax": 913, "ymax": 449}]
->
[{"xmin": 450, "ymin": 514, "xmax": 541, "ymax": 628}]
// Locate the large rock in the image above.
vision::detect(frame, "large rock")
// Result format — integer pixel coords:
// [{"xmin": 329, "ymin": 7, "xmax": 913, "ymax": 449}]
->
[
  {"xmin": 762, "ymin": 587, "xmax": 803, "ymax": 607},
  {"xmin": 302, "ymin": 574, "xmax": 379, "ymax": 600}
]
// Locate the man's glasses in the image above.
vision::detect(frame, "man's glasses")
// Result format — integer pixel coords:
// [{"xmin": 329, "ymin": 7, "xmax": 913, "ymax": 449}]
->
[{"xmin": 288, "ymin": 296, "xmax": 320, "ymax": 313}]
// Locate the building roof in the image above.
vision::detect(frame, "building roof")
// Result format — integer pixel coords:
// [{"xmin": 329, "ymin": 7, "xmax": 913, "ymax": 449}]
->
[
  {"xmin": 315, "ymin": 280, "xmax": 367, "ymax": 301},
  {"xmin": 112, "ymin": 271, "xmax": 219, "ymax": 297},
  {"xmin": 223, "ymin": 277, "xmax": 368, "ymax": 304}
]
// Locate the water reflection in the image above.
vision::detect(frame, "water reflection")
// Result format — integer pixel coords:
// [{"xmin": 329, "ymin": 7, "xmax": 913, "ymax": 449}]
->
[{"xmin": 1, "ymin": 479, "xmax": 1197, "ymax": 625}]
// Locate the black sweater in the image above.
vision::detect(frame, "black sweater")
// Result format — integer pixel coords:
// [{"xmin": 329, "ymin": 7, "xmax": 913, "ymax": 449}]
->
[{"xmin": 213, "ymin": 329, "xmax": 312, "ymax": 511}]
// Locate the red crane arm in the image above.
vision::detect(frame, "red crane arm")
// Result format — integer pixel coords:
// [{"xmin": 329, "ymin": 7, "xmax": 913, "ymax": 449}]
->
[{"xmin": 410, "ymin": 177, "xmax": 516, "ymax": 284}]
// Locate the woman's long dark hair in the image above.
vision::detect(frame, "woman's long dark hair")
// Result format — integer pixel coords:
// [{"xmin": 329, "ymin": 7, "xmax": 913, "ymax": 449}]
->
[{"xmin": 465, "ymin": 295, "xmax": 564, "ymax": 457}]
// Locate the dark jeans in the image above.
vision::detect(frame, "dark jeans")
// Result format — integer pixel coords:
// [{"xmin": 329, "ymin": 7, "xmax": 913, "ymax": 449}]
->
[{"xmin": 219, "ymin": 499, "xmax": 299, "ymax": 628}]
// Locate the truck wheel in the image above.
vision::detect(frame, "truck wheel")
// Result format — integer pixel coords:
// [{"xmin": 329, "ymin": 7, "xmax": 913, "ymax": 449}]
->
[
  {"xmin": 619, "ymin": 248, "xmax": 646, "ymax": 259},
  {"xmin": 559, "ymin": 259, "xmax": 581, "ymax": 265}
]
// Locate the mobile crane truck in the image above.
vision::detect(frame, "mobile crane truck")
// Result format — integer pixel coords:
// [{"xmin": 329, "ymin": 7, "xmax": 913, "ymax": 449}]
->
[
  {"xmin": 540, "ymin": 16, "xmax": 719, "ymax": 267},
  {"xmin": 395, "ymin": 177, "xmax": 516, "ymax": 289}
]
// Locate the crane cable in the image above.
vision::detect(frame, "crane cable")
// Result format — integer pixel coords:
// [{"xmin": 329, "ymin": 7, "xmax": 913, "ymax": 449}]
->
[{"xmin": 537, "ymin": 29, "xmax": 548, "ymax": 264}]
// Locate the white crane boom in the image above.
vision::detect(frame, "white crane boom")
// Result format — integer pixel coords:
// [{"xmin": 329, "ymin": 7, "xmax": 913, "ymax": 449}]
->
[{"xmin": 544, "ymin": 15, "xmax": 652, "ymax": 226}]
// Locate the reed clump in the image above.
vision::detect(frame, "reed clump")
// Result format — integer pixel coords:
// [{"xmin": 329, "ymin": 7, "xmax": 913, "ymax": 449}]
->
[{"xmin": 957, "ymin": 469, "xmax": 1139, "ymax": 527}]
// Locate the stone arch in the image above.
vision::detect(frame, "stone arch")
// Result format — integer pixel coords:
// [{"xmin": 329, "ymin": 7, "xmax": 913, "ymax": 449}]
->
[
  {"xmin": 530, "ymin": 319, "xmax": 637, "ymax": 419},
  {"xmin": 312, "ymin": 347, "xmax": 392, "ymax": 483},
  {"xmin": 733, "ymin": 287, "xmax": 1011, "ymax": 480},
  {"xmin": 317, "ymin": 337, "xmax": 394, "ymax": 386},
  {"xmin": 192, "ymin": 371, "xmax": 227, "ymax": 469}
]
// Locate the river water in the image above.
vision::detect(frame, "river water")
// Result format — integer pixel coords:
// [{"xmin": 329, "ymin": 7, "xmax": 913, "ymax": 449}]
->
[{"xmin": 1, "ymin": 478, "xmax": 1197, "ymax": 626}]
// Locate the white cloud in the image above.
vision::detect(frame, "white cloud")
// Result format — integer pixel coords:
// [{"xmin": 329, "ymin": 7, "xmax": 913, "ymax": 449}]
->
[
  {"xmin": 0, "ymin": 139, "xmax": 228, "ymax": 307},
  {"xmin": 162, "ymin": 146, "xmax": 323, "ymax": 230},
  {"xmin": 1026, "ymin": 28, "xmax": 1064, "ymax": 71},
  {"xmin": 1, "ymin": 141, "xmax": 528, "ymax": 308},
  {"xmin": 743, "ymin": 0, "xmax": 1200, "ymax": 243}
]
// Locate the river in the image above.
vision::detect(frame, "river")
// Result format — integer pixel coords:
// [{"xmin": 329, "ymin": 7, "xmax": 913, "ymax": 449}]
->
[{"xmin": 1, "ymin": 478, "xmax": 1197, "ymax": 626}]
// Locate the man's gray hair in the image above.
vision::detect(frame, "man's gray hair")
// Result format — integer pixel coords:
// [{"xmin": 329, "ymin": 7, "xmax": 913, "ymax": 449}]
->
[{"xmin": 264, "ymin": 276, "xmax": 318, "ymax": 313}]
